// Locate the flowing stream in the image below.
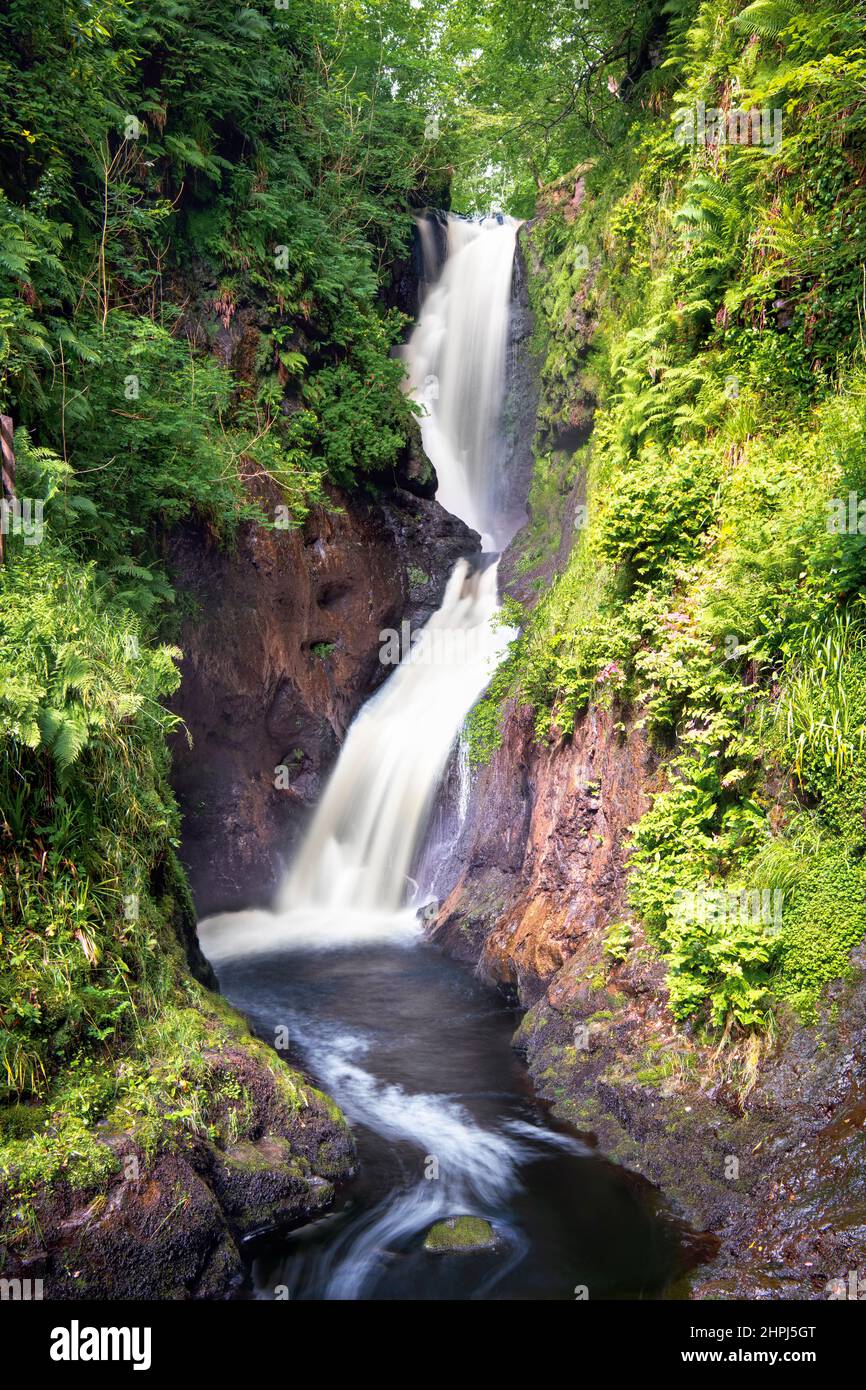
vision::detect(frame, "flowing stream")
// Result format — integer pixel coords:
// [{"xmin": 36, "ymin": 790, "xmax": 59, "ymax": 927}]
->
[{"xmin": 198, "ymin": 213, "xmax": 691, "ymax": 1300}]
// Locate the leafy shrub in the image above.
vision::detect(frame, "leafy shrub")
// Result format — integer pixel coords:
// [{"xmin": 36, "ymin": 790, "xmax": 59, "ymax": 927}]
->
[
  {"xmin": 0, "ymin": 539, "xmax": 183, "ymax": 1096},
  {"xmin": 477, "ymin": 0, "xmax": 866, "ymax": 1032},
  {"xmin": 664, "ymin": 909, "xmax": 777, "ymax": 1031}
]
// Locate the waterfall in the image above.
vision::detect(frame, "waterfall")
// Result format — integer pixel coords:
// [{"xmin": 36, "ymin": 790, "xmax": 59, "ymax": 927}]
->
[
  {"xmin": 402, "ymin": 215, "xmax": 519, "ymax": 552},
  {"xmin": 277, "ymin": 558, "xmax": 510, "ymax": 914},
  {"xmin": 456, "ymin": 728, "xmax": 471, "ymax": 827},
  {"xmin": 200, "ymin": 212, "xmax": 517, "ymax": 953},
  {"xmin": 415, "ymin": 212, "xmax": 442, "ymax": 297},
  {"xmin": 193, "ymin": 217, "xmax": 683, "ymax": 1305}
]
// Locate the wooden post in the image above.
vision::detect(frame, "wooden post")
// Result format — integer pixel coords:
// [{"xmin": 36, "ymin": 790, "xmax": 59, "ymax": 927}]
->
[{"xmin": 0, "ymin": 414, "xmax": 15, "ymax": 564}]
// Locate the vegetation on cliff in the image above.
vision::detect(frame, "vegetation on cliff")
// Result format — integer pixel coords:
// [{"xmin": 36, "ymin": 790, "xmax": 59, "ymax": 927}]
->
[
  {"xmin": 0, "ymin": 0, "xmax": 441, "ymax": 1250},
  {"xmin": 4, "ymin": 0, "xmax": 866, "ymax": 1283},
  {"xmin": 473, "ymin": 0, "xmax": 866, "ymax": 1033}
]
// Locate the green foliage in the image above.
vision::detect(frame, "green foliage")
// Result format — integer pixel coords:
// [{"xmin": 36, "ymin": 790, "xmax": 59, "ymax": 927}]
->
[
  {"xmin": 770, "ymin": 616, "xmax": 866, "ymax": 789},
  {"xmin": 665, "ymin": 908, "xmax": 777, "ymax": 1030},
  {"xmin": 478, "ymin": 0, "xmax": 866, "ymax": 1032},
  {"xmin": 0, "ymin": 985, "xmax": 318, "ymax": 1242},
  {"xmin": 0, "ymin": 0, "xmax": 434, "ymax": 1215},
  {"xmin": 600, "ymin": 441, "xmax": 720, "ymax": 581},
  {"xmin": 1, "ymin": 0, "xmax": 437, "ymax": 543},
  {"xmin": 301, "ymin": 309, "xmax": 418, "ymax": 486},
  {"xmin": 603, "ymin": 920, "xmax": 634, "ymax": 962},
  {"xmin": 773, "ymin": 849, "xmax": 866, "ymax": 1014},
  {"xmin": 0, "ymin": 539, "xmax": 184, "ymax": 1097},
  {"xmin": 437, "ymin": 0, "xmax": 674, "ymax": 214}
]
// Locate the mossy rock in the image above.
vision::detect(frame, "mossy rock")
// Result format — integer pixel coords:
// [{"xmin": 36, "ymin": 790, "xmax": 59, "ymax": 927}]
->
[{"xmin": 423, "ymin": 1215, "xmax": 498, "ymax": 1253}]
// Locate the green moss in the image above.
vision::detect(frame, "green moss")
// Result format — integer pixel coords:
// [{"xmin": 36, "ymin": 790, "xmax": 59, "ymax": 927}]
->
[
  {"xmin": 423, "ymin": 1215, "xmax": 498, "ymax": 1253},
  {"xmin": 775, "ymin": 851, "xmax": 866, "ymax": 1008},
  {"xmin": 310, "ymin": 1087, "xmax": 349, "ymax": 1129},
  {"xmin": 0, "ymin": 980, "xmax": 350, "ymax": 1245}
]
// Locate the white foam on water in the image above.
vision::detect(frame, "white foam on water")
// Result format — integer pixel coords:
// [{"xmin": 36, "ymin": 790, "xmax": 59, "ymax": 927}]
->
[{"xmin": 198, "ymin": 906, "xmax": 422, "ymax": 965}]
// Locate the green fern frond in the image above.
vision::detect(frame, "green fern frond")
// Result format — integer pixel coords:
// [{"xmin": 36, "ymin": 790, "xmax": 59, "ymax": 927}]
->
[{"xmin": 733, "ymin": 0, "xmax": 802, "ymax": 39}]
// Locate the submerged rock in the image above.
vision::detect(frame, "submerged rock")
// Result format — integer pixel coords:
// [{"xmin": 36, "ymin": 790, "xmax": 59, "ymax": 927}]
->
[{"xmin": 423, "ymin": 1216, "xmax": 498, "ymax": 1253}]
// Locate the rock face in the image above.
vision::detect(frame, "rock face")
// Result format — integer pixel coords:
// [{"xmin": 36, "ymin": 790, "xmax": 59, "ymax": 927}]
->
[
  {"xmin": 498, "ymin": 221, "xmax": 596, "ymax": 608},
  {"xmin": 434, "ymin": 703, "xmax": 655, "ymax": 999},
  {"xmin": 418, "ymin": 210, "xmax": 866, "ymax": 1299},
  {"xmin": 383, "ymin": 205, "xmax": 451, "ymax": 318},
  {"xmin": 431, "ymin": 692, "xmax": 866, "ymax": 1297},
  {"xmin": 689, "ymin": 953, "xmax": 866, "ymax": 1299},
  {"xmin": 1, "ymin": 1040, "xmax": 355, "ymax": 1300},
  {"xmin": 497, "ymin": 240, "xmax": 539, "ymax": 546},
  {"xmin": 168, "ymin": 479, "xmax": 478, "ymax": 918}
]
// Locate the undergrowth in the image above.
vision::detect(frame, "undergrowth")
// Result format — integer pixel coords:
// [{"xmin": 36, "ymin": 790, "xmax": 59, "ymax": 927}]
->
[{"xmin": 471, "ymin": 0, "xmax": 866, "ymax": 1034}]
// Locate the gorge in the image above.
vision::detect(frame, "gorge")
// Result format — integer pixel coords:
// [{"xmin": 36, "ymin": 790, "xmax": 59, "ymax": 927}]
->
[
  {"xmin": 194, "ymin": 214, "xmax": 697, "ymax": 1299},
  {"xmin": 3, "ymin": 0, "xmax": 866, "ymax": 1317}
]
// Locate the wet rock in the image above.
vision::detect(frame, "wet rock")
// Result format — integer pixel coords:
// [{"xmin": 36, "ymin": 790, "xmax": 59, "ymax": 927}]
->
[
  {"xmin": 499, "ymin": 225, "xmax": 596, "ymax": 610},
  {"xmin": 433, "ymin": 687, "xmax": 866, "ymax": 1296},
  {"xmin": 423, "ymin": 1216, "xmax": 498, "ymax": 1253},
  {"xmin": 9, "ymin": 1151, "xmax": 246, "ymax": 1301},
  {"xmin": 432, "ymin": 702, "xmax": 653, "ymax": 1001},
  {"xmin": 168, "ymin": 477, "xmax": 477, "ymax": 918},
  {"xmin": 379, "ymin": 487, "xmax": 480, "ymax": 631},
  {"xmin": 496, "ymin": 235, "xmax": 539, "ymax": 546},
  {"xmin": 208, "ymin": 1136, "xmax": 333, "ymax": 1243},
  {"xmin": 392, "ymin": 415, "xmax": 437, "ymax": 500},
  {"xmin": 0, "ymin": 1044, "xmax": 355, "ymax": 1300},
  {"xmin": 382, "ymin": 204, "xmax": 451, "ymax": 318}
]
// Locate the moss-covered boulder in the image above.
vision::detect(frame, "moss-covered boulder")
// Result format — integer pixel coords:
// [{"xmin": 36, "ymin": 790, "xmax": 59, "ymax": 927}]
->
[
  {"xmin": 423, "ymin": 1215, "xmax": 498, "ymax": 1253},
  {"xmin": 0, "ymin": 994, "xmax": 356, "ymax": 1299}
]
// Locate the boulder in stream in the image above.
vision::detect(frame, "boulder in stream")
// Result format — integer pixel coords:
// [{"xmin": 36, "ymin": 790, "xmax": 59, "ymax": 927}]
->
[{"xmin": 423, "ymin": 1216, "xmax": 498, "ymax": 1253}]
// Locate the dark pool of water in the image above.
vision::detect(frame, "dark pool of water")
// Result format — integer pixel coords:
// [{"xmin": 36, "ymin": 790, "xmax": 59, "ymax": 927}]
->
[{"xmin": 212, "ymin": 934, "xmax": 699, "ymax": 1300}]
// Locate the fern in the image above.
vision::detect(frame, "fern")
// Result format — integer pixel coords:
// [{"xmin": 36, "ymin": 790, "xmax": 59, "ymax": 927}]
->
[
  {"xmin": 35, "ymin": 705, "xmax": 89, "ymax": 770},
  {"xmin": 733, "ymin": 0, "xmax": 803, "ymax": 39}
]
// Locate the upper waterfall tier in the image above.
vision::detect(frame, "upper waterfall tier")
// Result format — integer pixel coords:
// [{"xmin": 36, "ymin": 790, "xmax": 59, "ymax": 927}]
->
[{"xmin": 402, "ymin": 214, "xmax": 519, "ymax": 553}]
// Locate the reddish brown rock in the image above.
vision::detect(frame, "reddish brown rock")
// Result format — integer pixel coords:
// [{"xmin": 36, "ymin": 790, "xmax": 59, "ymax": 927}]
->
[
  {"xmin": 432, "ymin": 692, "xmax": 866, "ymax": 1296},
  {"xmin": 434, "ymin": 702, "xmax": 655, "ymax": 1001},
  {"xmin": 168, "ymin": 480, "xmax": 477, "ymax": 917}
]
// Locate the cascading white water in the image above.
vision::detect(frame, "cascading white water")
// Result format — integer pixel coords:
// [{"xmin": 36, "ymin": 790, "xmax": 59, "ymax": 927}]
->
[
  {"xmin": 402, "ymin": 215, "xmax": 519, "ymax": 552},
  {"xmin": 279, "ymin": 558, "xmax": 510, "ymax": 915},
  {"xmin": 200, "ymin": 213, "xmax": 519, "ymax": 961},
  {"xmin": 193, "ymin": 217, "xmax": 684, "ymax": 1303},
  {"xmin": 200, "ymin": 556, "xmax": 514, "ymax": 963},
  {"xmin": 415, "ymin": 211, "xmax": 441, "ymax": 293},
  {"xmin": 197, "ymin": 214, "xmax": 530, "ymax": 1298}
]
